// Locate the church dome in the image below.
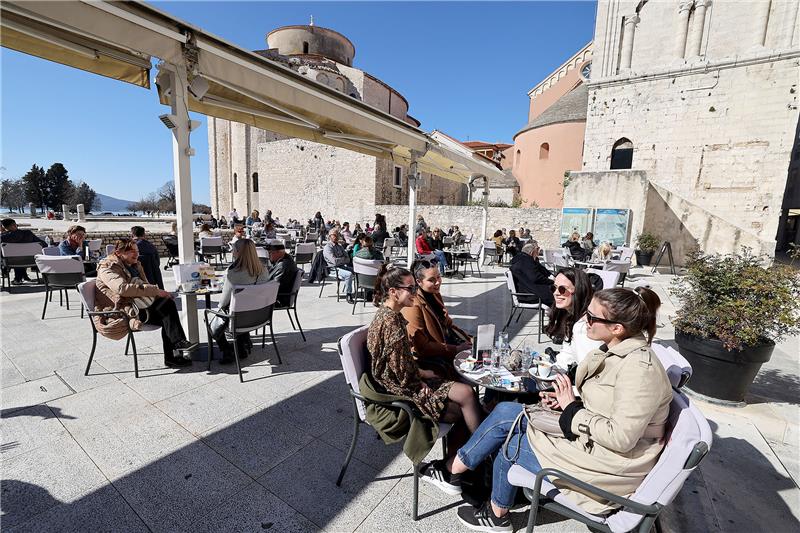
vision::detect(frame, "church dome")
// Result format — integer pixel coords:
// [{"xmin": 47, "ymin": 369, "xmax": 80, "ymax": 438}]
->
[{"xmin": 267, "ymin": 25, "xmax": 355, "ymax": 66}]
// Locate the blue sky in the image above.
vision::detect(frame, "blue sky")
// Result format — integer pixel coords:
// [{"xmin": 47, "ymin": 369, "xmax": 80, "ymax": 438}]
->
[{"xmin": 1, "ymin": 1, "xmax": 596, "ymax": 205}]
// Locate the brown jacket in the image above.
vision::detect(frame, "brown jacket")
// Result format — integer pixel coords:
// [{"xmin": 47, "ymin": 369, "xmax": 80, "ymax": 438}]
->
[
  {"xmin": 401, "ymin": 290, "xmax": 470, "ymax": 361},
  {"xmin": 93, "ymin": 254, "xmax": 161, "ymax": 340},
  {"xmin": 527, "ymin": 335, "xmax": 672, "ymax": 514}
]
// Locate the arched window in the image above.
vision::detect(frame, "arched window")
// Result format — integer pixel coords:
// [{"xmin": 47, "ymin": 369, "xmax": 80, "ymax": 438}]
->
[
  {"xmin": 302, "ymin": 41, "xmax": 309, "ymax": 54},
  {"xmin": 610, "ymin": 138, "xmax": 633, "ymax": 169},
  {"xmin": 515, "ymin": 149, "xmax": 522, "ymax": 166},
  {"xmin": 233, "ymin": 172, "xmax": 238, "ymax": 193},
  {"xmin": 252, "ymin": 172, "xmax": 259, "ymax": 192},
  {"xmin": 539, "ymin": 143, "xmax": 550, "ymax": 160}
]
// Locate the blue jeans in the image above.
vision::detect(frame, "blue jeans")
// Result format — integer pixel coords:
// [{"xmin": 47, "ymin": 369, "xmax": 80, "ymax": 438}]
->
[
  {"xmin": 457, "ymin": 402, "xmax": 543, "ymax": 509},
  {"xmin": 336, "ymin": 267, "xmax": 353, "ymax": 295},
  {"xmin": 434, "ymin": 250, "xmax": 448, "ymax": 274}
]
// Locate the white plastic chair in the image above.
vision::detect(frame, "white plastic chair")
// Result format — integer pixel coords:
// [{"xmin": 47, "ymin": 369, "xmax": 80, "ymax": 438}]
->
[
  {"xmin": 199, "ymin": 236, "xmax": 225, "ymax": 267},
  {"xmin": 589, "ymin": 268, "xmax": 621, "ymax": 289},
  {"xmin": 335, "ymin": 325, "xmax": 452, "ymax": 521},
  {"xmin": 604, "ymin": 260, "xmax": 632, "ymax": 286},
  {"xmin": 652, "ymin": 343, "xmax": 693, "ymax": 389},
  {"xmin": 41, "ymin": 246, "xmax": 61, "ymax": 256},
  {"xmin": 294, "ymin": 242, "xmax": 316, "ymax": 269}
]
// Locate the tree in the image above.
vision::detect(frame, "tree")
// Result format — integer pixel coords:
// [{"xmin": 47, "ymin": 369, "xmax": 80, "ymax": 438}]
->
[
  {"xmin": 0, "ymin": 179, "xmax": 27, "ymax": 212},
  {"xmin": 70, "ymin": 182, "xmax": 99, "ymax": 212},
  {"xmin": 157, "ymin": 181, "xmax": 176, "ymax": 213},
  {"xmin": 44, "ymin": 163, "xmax": 72, "ymax": 209},
  {"xmin": 21, "ymin": 164, "xmax": 47, "ymax": 209}
]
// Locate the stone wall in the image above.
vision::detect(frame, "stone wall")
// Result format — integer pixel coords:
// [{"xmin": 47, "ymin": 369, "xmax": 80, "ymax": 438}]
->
[{"xmin": 584, "ymin": 0, "xmax": 800, "ymax": 258}]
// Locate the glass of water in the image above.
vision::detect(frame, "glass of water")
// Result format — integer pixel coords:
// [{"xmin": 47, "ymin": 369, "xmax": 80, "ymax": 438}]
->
[
  {"xmin": 521, "ymin": 347, "xmax": 535, "ymax": 372},
  {"xmin": 498, "ymin": 331, "xmax": 509, "ymax": 349}
]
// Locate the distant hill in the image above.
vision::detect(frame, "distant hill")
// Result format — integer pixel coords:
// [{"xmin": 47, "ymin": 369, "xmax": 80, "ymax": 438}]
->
[{"xmin": 95, "ymin": 193, "xmax": 133, "ymax": 212}]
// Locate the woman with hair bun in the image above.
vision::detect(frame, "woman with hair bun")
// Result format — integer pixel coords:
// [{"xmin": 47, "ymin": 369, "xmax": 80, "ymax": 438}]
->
[
  {"xmin": 447, "ymin": 286, "xmax": 672, "ymax": 531},
  {"xmin": 368, "ymin": 264, "xmax": 482, "ymax": 496}
]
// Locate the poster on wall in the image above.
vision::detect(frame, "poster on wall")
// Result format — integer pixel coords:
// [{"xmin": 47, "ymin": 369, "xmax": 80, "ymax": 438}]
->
[
  {"xmin": 560, "ymin": 208, "xmax": 593, "ymax": 243},
  {"xmin": 593, "ymin": 209, "xmax": 631, "ymax": 247}
]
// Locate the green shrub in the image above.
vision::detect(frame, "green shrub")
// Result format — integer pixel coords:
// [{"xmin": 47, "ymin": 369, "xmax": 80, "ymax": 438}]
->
[
  {"xmin": 670, "ymin": 248, "xmax": 800, "ymax": 350},
  {"xmin": 635, "ymin": 232, "xmax": 661, "ymax": 253}
]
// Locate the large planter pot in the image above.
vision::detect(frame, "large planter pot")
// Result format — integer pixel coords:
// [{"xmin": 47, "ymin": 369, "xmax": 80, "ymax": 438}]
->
[
  {"xmin": 675, "ymin": 330, "xmax": 775, "ymax": 403},
  {"xmin": 635, "ymin": 250, "xmax": 654, "ymax": 266}
]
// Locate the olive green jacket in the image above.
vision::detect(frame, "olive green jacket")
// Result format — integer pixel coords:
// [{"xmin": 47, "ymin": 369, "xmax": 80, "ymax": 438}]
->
[{"xmin": 358, "ymin": 373, "xmax": 439, "ymax": 464}]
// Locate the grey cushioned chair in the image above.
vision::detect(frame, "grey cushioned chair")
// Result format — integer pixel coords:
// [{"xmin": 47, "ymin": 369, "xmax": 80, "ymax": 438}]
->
[
  {"xmin": 1, "ymin": 242, "xmax": 43, "ymax": 288},
  {"xmin": 199, "ymin": 236, "xmax": 226, "ymax": 267},
  {"xmin": 78, "ymin": 279, "xmax": 161, "ymax": 379},
  {"xmin": 335, "ymin": 325, "xmax": 452, "ymax": 521},
  {"xmin": 35, "ymin": 254, "xmax": 85, "ymax": 319},
  {"xmin": 204, "ymin": 281, "xmax": 281, "ymax": 382},
  {"xmin": 351, "ymin": 257, "xmax": 382, "ymax": 315},
  {"xmin": 508, "ymin": 388, "xmax": 712, "ymax": 533},
  {"xmin": 274, "ymin": 268, "xmax": 306, "ymax": 342},
  {"xmin": 294, "ymin": 242, "xmax": 316, "ymax": 270}
]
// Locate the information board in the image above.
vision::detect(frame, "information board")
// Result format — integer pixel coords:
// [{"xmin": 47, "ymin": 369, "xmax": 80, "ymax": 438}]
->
[
  {"xmin": 592, "ymin": 209, "xmax": 631, "ymax": 247},
  {"xmin": 560, "ymin": 208, "xmax": 594, "ymax": 244}
]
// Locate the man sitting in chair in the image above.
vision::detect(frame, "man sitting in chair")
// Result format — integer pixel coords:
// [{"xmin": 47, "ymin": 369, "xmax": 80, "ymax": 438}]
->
[
  {"xmin": 266, "ymin": 242, "xmax": 298, "ymax": 307},
  {"xmin": 1, "ymin": 218, "xmax": 46, "ymax": 284},
  {"xmin": 95, "ymin": 239, "xmax": 196, "ymax": 368},
  {"xmin": 323, "ymin": 229, "xmax": 354, "ymax": 304}
]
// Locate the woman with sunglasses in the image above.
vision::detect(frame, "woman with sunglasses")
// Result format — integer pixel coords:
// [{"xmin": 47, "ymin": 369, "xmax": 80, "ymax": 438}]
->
[
  {"xmin": 368, "ymin": 264, "xmax": 483, "ymax": 496},
  {"xmin": 544, "ymin": 268, "xmax": 602, "ymax": 373},
  {"xmin": 401, "ymin": 260, "xmax": 472, "ymax": 379},
  {"xmin": 448, "ymin": 287, "xmax": 670, "ymax": 531}
]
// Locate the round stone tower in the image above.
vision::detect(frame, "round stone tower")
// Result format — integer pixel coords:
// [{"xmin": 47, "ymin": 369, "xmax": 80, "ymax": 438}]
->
[{"xmin": 266, "ymin": 25, "xmax": 355, "ymax": 66}]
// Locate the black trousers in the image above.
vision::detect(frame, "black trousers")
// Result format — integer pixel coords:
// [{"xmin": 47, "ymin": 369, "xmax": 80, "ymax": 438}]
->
[{"xmin": 140, "ymin": 297, "xmax": 187, "ymax": 358}]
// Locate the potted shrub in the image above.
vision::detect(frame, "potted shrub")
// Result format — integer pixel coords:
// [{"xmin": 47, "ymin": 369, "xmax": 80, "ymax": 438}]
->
[
  {"xmin": 635, "ymin": 232, "xmax": 660, "ymax": 266},
  {"xmin": 671, "ymin": 248, "xmax": 800, "ymax": 403}
]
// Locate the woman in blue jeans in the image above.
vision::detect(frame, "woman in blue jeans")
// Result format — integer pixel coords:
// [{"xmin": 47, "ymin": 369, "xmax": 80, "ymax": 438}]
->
[{"xmin": 421, "ymin": 287, "xmax": 670, "ymax": 532}]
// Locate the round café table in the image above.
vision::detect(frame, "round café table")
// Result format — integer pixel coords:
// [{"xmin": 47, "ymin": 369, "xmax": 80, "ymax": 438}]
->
[{"xmin": 453, "ymin": 350, "xmax": 543, "ymax": 402}]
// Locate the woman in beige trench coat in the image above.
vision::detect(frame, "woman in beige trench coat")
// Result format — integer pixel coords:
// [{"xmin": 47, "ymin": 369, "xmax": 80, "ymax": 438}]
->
[{"xmin": 420, "ymin": 287, "xmax": 672, "ymax": 532}]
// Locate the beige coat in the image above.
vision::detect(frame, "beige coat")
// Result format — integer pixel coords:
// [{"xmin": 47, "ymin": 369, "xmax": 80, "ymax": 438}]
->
[
  {"xmin": 93, "ymin": 254, "xmax": 161, "ymax": 340},
  {"xmin": 527, "ymin": 335, "xmax": 672, "ymax": 514}
]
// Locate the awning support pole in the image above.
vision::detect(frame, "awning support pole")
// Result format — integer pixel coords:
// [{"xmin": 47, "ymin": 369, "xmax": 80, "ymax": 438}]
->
[
  {"xmin": 163, "ymin": 63, "xmax": 199, "ymax": 344},
  {"xmin": 407, "ymin": 150, "xmax": 422, "ymax": 268},
  {"xmin": 481, "ymin": 176, "xmax": 489, "ymax": 243}
]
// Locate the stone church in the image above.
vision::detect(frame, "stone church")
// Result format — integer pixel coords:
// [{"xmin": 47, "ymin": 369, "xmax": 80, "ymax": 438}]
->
[
  {"xmin": 565, "ymin": 0, "xmax": 799, "ymax": 260},
  {"xmin": 207, "ymin": 23, "xmax": 467, "ymax": 222}
]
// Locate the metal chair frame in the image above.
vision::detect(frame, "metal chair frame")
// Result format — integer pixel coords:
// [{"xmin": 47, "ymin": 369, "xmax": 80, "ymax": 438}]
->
[
  {"xmin": 1, "ymin": 242, "xmax": 42, "ymax": 288},
  {"xmin": 36, "ymin": 256, "xmax": 85, "ymax": 320},
  {"xmin": 274, "ymin": 269, "xmax": 306, "ymax": 342},
  {"xmin": 501, "ymin": 271, "xmax": 548, "ymax": 342},
  {"xmin": 335, "ymin": 332, "xmax": 451, "ymax": 521}
]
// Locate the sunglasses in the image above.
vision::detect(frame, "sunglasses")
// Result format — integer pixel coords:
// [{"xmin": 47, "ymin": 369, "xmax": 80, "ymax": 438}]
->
[
  {"xmin": 585, "ymin": 310, "xmax": 619, "ymax": 326},
  {"xmin": 550, "ymin": 284, "xmax": 574, "ymax": 295},
  {"xmin": 395, "ymin": 285, "xmax": 418, "ymax": 294}
]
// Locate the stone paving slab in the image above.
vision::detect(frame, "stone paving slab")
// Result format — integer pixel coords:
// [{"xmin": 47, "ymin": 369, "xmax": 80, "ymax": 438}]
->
[
  {"xmin": 0, "ymin": 404, "xmax": 69, "ymax": 460},
  {"xmin": 1, "ymin": 374, "xmax": 74, "ymax": 415},
  {"xmin": 1, "ymin": 434, "xmax": 108, "ymax": 529}
]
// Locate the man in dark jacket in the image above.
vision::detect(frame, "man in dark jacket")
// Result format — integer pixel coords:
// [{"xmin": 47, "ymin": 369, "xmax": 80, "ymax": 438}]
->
[
  {"xmin": 1, "ymin": 218, "xmax": 46, "ymax": 283},
  {"xmin": 508, "ymin": 241, "xmax": 554, "ymax": 307},
  {"xmin": 131, "ymin": 226, "xmax": 164, "ymax": 289},
  {"xmin": 266, "ymin": 242, "xmax": 298, "ymax": 307}
]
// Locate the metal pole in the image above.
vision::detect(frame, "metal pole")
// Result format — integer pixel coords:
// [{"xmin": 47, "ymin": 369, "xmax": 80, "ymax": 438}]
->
[
  {"xmin": 481, "ymin": 176, "xmax": 489, "ymax": 264},
  {"xmin": 164, "ymin": 64, "xmax": 199, "ymax": 343},
  {"xmin": 407, "ymin": 152, "xmax": 420, "ymax": 269}
]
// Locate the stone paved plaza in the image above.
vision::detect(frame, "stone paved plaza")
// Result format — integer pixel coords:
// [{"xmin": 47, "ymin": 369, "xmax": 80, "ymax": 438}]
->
[{"xmin": 1, "ymin": 261, "xmax": 798, "ymax": 532}]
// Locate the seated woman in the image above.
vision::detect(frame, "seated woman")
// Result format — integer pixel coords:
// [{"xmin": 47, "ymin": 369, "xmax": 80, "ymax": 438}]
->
[
  {"xmin": 491, "ymin": 229, "xmax": 504, "ymax": 250},
  {"xmin": 415, "ymin": 229, "xmax": 448, "ymax": 275},
  {"xmin": 368, "ymin": 265, "xmax": 483, "ymax": 495},
  {"xmin": 447, "ymin": 287, "xmax": 671, "ymax": 531},
  {"xmin": 591, "ymin": 241, "xmax": 613, "ymax": 262},
  {"xmin": 401, "ymin": 260, "xmax": 471, "ymax": 378},
  {"xmin": 212, "ymin": 239, "xmax": 270, "ymax": 363},
  {"xmin": 504, "ymin": 229, "xmax": 521, "ymax": 257},
  {"xmin": 197, "ymin": 223, "xmax": 215, "ymax": 239},
  {"xmin": 545, "ymin": 268, "xmax": 602, "ymax": 372},
  {"xmin": 562, "ymin": 232, "xmax": 586, "ymax": 261},
  {"xmin": 354, "ymin": 235, "xmax": 384, "ymax": 261},
  {"xmin": 581, "ymin": 231, "xmax": 596, "ymax": 254}
]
